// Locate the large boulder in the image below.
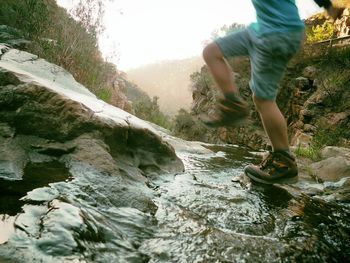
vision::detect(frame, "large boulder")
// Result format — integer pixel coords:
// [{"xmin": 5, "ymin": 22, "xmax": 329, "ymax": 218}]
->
[
  {"xmin": 0, "ymin": 45, "xmax": 184, "ymax": 208},
  {"xmin": 310, "ymin": 156, "xmax": 350, "ymax": 182},
  {"xmin": 308, "ymin": 146, "xmax": 350, "ymax": 183},
  {"xmin": 321, "ymin": 146, "xmax": 350, "ymax": 159}
]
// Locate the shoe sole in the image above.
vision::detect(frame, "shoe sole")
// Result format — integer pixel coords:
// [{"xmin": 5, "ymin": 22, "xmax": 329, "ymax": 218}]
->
[
  {"xmin": 201, "ymin": 115, "xmax": 248, "ymax": 129},
  {"xmin": 244, "ymin": 170, "xmax": 298, "ymax": 185}
]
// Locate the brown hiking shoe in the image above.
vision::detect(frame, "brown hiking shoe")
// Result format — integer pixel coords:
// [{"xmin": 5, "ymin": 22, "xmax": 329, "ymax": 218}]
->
[
  {"xmin": 200, "ymin": 93, "xmax": 249, "ymax": 128},
  {"xmin": 244, "ymin": 151, "xmax": 298, "ymax": 184}
]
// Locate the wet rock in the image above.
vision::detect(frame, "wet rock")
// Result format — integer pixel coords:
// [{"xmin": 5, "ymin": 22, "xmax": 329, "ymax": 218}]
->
[
  {"xmin": 36, "ymin": 200, "xmax": 83, "ymax": 256},
  {"xmin": 0, "ymin": 46, "xmax": 185, "ymax": 257},
  {"xmin": 65, "ymin": 133, "xmax": 120, "ymax": 176},
  {"xmin": 0, "ymin": 46, "xmax": 183, "ymax": 174},
  {"xmin": 0, "ymin": 43, "xmax": 193, "ymax": 262},
  {"xmin": 153, "ymin": 123, "xmax": 212, "ymax": 154},
  {"xmin": 31, "ymin": 141, "xmax": 76, "ymax": 157},
  {"xmin": 310, "ymin": 156, "xmax": 350, "ymax": 182}
]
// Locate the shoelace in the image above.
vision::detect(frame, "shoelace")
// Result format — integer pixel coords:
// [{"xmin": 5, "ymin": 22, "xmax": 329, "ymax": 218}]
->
[{"xmin": 260, "ymin": 151, "xmax": 274, "ymax": 169}]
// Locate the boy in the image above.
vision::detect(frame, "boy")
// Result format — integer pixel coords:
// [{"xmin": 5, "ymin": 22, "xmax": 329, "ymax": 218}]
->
[{"xmin": 201, "ymin": 0, "xmax": 343, "ymax": 184}]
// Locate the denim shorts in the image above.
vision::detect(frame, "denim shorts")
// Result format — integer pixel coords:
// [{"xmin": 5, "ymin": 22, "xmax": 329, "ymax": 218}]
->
[{"xmin": 215, "ymin": 28, "xmax": 304, "ymax": 100}]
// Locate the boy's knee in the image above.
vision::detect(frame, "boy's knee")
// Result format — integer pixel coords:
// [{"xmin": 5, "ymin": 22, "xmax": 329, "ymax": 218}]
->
[
  {"xmin": 202, "ymin": 42, "xmax": 223, "ymax": 63},
  {"xmin": 253, "ymin": 94, "xmax": 272, "ymax": 112},
  {"xmin": 252, "ymin": 94, "xmax": 261, "ymax": 108}
]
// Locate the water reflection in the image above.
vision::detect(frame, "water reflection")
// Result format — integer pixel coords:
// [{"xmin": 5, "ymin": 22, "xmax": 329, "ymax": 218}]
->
[
  {"xmin": 0, "ymin": 161, "xmax": 71, "ymax": 244},
  {"xmin": 0, "ymin": 161, "xmax": 71, "ymax": 214}
]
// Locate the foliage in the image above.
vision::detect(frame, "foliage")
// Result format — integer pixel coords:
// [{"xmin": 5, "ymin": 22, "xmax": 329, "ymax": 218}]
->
[
  {"xmin": 133, "ymin": 97, "xmax": 173, "ymax": 130},
  {"xmin": 0, "ymin": 0, "xmax": 50, "ymax": 36},
  {"xmin": 97, "ymin": 88, "xmax": 112, "ymax": 103},
  {"xmin": 122, "ymin": 81, "xmax": 150, "ymax": 103},
  {"xmin": 313, "ymin": 125, "xmax": 350, "ymax": 149},
  {"xmin": 71, "ymin": 0, "xmax": 106, "ymax": 37},
  {"xmin": 306, "ymin": 22, "xmax": 334, "ymax": 43},
  {"xmin": 323, "ymin": 45, "xmax": 350, "ymax": 68},
  {"xmin": 189, "ymin": 70, "xmax": 215, "ymax": 99},
  {"xmin": 294, "ymin": 145, "xmax": 322, "ymax": 161},
  {"xmin": 173, "ymin": 109, "xmax": 207, "ymax": 141},
  {"xmin": 0, "ymin": 0, "xmax": 117, "ymax": 98},
  {"xmin": 174, "ymin": 109, "xmax": 195, "ymax": 130}
]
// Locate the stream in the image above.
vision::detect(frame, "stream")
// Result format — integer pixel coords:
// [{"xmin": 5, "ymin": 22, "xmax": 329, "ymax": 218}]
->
[{"xmin": 0, "ymin": 144, "xmax": 349, "ymax": 262}]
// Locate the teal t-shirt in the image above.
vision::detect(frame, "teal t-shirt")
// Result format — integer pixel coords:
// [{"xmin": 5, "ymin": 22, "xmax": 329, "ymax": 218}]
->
[{"xmin": 250, "ymin": 0, "xmax": 305, "ymax": 35}]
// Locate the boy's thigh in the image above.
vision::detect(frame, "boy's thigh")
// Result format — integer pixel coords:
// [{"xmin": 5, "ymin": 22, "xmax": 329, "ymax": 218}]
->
[
  {"xmin": 214, "ymin": 29, "xmax": 252, "ymax": 58},
  {"xmin": 250, "ymin": 31, "xmax": 304, "ymax": 100},
  {"xmin": 250, "ymin": 52, "xmax": 291, "ymax": 100}
]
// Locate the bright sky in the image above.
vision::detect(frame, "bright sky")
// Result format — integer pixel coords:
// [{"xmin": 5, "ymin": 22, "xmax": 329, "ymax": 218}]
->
[{"xmin": 57, "ymin": 0, "xmax": 321, "ymax": 70}]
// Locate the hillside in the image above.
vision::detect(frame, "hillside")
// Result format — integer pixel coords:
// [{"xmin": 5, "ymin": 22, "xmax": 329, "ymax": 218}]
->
[{"xmin": 126, "ymin": 56, "xmax": 204, "ymax": 115}]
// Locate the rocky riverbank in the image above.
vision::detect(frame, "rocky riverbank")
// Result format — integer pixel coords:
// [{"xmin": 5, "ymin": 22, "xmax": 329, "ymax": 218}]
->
[{"xmin": 0, "ymin": 14, "xmax": 349, "ymax": 262}]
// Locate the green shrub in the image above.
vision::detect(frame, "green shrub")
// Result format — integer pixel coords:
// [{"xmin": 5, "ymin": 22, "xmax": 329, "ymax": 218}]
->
[
  {"xmin": 133, "ymin": 97, "xmax": 173, "ymax": 130},
  {"xmin": 97, "ymin": 88, "xmax": 112, "ymax": 103},
  {"xmin": 174, "ymin": 109, "xmax": 195, "ymax": 130},
  {"xmin": 295, "ymin": 145, "xmax": 322, "ymax": 161},
  {"xmin": 313, "ymin": 125, "xmax": 350, "ymax": 149},
  {"xmin": 0, "ymin": 0, "xmax": 117, "ymax": 95},
  {"xmin": 173, "ymin": 109, "xmax": 207, "ymax": 141},
  {"xmin": 0, "ymin": 0, "xmax": 50, "ymax": 36},
  {"xmin": 323, "ymin": 45, "xmax": 350, "ymax": 68}
]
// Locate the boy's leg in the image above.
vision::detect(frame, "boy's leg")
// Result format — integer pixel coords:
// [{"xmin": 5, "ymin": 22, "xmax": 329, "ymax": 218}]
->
[
  {"xmin": 245, "ymin": 95, "xmax": 298, "ymax": 185},
  {"xmin": 200, "ymin": 30, "xmax": 251, "ymax": 127},
  {"xmin": 244, "ymin": 31, "xmax": 303, "ymax": 184},
  {"xmin": 248, "ymin": 31, "xmax": 304, "ymax": 151},
  {"xmin": 253, "ymin": 95, "xmax": 289, "ymax": 151},
  {"xmin": 203, "ymin": 29, "xmax": 251, "ymax": 95},
  {"xmin": 202, "ymin": 42, "xmax": 238, "ymax": 94}
]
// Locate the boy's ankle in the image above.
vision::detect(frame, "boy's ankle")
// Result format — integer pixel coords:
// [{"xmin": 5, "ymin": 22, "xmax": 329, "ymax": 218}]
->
[{"xmin": 274, "ymin": 149, "xmax": 294, "ymax": 159}]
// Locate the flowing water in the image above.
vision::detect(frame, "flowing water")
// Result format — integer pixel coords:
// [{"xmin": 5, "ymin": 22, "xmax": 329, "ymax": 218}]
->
[{"xmin": 0, "ymin": 145, "xmax": 349, "ymax": 262}]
